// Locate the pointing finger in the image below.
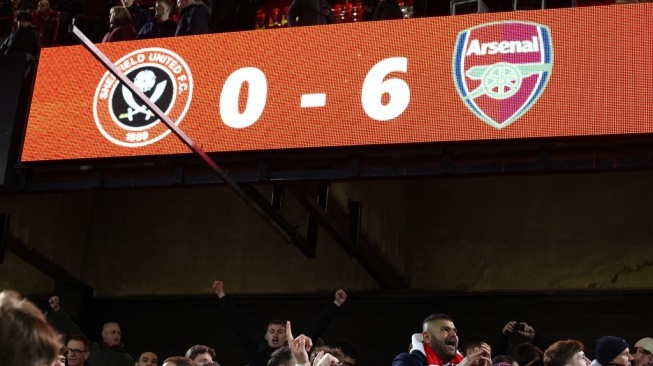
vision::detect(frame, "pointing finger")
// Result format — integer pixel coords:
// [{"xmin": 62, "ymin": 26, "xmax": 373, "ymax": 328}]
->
[{"xmin": 286, "ymin": 321, "xmax": 294, "ymax": 345}]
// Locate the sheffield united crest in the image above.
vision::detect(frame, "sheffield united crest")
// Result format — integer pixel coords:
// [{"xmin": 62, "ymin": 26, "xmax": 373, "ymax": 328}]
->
[
  {"xmin": 453, "ymin": 21, "xmax": 553, "ymax": 129},
  {"xmin": 93, "ymin": 48, "xmax": 193, "ymax": 147}
]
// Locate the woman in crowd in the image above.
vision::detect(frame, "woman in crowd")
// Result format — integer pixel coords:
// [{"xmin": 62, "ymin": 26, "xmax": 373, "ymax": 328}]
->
[{"xmin": 103, "ymin": 5, "xmax": 135, "ymax": 42}]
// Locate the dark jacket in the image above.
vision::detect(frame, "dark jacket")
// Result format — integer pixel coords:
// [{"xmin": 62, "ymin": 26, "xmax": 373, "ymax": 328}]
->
[
  {"xmin": 88, "ymin": 341, "xmax": 134, "ymax": 366},
  {"xmin": 175, "ymin": 2, "xmax": 210, "ymax": 36},
  {"xmin": 0, "ymin": 24, "xmax": 41, "ymax": 57},
  {"xmin": 395, "ymin": 334, "xmax": 464, "ymax": 366},
  {"xmin": 287, "ymin": 0, "xmax": 336, "ymax": 27},
  {"xmin": 102, "ymin": 18, "xmax": 136, "ymax": 43},
  {"xmin": 217, "ymin": 295, "xmax": 341, "ymax": 366},
  {"xmin": 373, "ymin": 0, "xmax": 403, "ymax": 20},
  {"xmin": 393, "ymin": 351, "xmax": 428, "ymax": 366},
  {"xmin": 137, "ymin": 18, "xmax": 177, "ymax": 39}
]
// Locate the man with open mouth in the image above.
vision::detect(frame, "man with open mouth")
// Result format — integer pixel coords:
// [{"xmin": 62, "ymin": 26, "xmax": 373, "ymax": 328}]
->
[
  {"xmin": 212, "ymin": 280, "xmax": 347, "ymax": 366},
  {"xmin": 393, "ymin": 313, "xmax": 492, "ymax": 366}
]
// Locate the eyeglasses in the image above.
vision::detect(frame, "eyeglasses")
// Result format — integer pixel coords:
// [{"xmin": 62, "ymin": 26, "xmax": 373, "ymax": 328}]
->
[{"xmin": 68, "ymin": 349, "xmax": 88, "ymax": 356}]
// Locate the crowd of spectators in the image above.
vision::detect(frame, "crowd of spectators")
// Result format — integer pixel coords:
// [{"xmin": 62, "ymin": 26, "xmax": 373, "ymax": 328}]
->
[
  {"xmin": 2, "ymin": 0, "xmax": 646, "ymax": 53},
  {"xmin": 0, "ymin": 0, "xmax": 410, "ymax": 52},
  {"xmin": 1, "ymin": 281, "xmax": 652, "ymax": 366}
]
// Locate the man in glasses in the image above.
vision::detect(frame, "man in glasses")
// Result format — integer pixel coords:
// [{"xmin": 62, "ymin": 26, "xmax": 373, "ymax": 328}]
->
[
  {"xmin": 632, "ymin": 338, "xmax": 653, "ymax": 366},
  {"xmin": 48, "ymin": 296, "xmax": 134, "ymax": 366},
  {"xmin": 66, "ymin": 335, "xmax": 91, "ymax": 366}
]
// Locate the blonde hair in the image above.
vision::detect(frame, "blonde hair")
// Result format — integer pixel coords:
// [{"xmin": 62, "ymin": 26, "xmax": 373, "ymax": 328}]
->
[
  {"xmin": 37, "ymin": 0, "xmax": 51, "ymax": 12},
  {"xmin": 110, "ymin": 6, "xmax": 132, "ymax": 22},
  {"xmin": 0, "ymin": 290, "xmax": 60, "ymax": 366}
]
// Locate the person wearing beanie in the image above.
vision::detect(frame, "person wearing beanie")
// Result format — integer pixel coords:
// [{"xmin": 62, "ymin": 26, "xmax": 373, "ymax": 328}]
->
[
  {"xmin": 590, "ymin": 336, "xmax": 633, "ymax": 366},
  {"xmin": 632, "ymin": 338, "xmax": 653, "ymax": 366}
]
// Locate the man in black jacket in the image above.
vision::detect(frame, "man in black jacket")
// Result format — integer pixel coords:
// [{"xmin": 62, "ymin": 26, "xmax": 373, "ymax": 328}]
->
[
  {"xmin": 175, "ymin": 0, "xmax": 209, "ymax": 36},
  {"xmin": 0, "ymin": 10, "xmax": 40, "ymax": 57},
  {"xmin": 287, "ymin": 0, "xmax": 335, "ymax": 27},
  {"xmin": 137, "ymin": 0, "xmax": 177, "ymax": 39},
  {"xmin": 212, "ymin": 280, "xmax": 347, "ymax": 366}
]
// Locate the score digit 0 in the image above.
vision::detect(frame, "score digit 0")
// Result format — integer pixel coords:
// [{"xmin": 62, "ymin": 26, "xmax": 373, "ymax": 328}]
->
[
  {"xmin": 218, "ymin": 57, "xmax": 410, "ymax": 127},
  {"xmin": 220, "ymin": 67, "xmax": 268, "ymax": 129}
]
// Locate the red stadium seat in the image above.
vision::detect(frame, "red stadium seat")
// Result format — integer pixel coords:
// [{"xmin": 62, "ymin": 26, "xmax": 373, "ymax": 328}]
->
[
  {"xmin": 256, "ymin": 7, "xmax": 266, "ymax": 29},
  {"xmin": 278, "ymin": 6, "xmax": 289, "ymax": 27},
  {"xmin": 333, "ymin": 4, "xmax": 344, "ymax": 22},
  {"xmin": 33, "ymin": 11, "xmax": 60, "ymax": 47},
  {"xmin": 576, "ymin": 0, "xmax": 614, "ymax": 5},
  {"xmin": 341, "ymin": 2, "xmax": 352, "ymax": 22},
  {"xmin": 352, "ymin": 2, "xmax": 363, "ymax": 21}
]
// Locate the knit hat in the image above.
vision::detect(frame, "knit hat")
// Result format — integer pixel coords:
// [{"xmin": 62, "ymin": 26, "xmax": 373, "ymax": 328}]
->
[{"xmin": 596, "ymin": 336, "xmax": 629, "ymax": 366}]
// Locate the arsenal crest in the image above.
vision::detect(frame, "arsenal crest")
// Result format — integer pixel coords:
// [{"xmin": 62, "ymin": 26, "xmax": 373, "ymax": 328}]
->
[
  {"xmin": 93, "ymin": 48, "xmax": 193, "ymax": 147},
  {"xmin": 453, "ymin": 21, "xmax": 553, "ymax": 129}
]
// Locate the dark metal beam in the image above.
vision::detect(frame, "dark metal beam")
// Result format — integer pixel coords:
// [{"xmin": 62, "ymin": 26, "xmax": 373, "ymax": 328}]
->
[
  {"xmin": 305, "ymin": 183, "xmax": 329, "ymax": 252},
  {"xmin": 240, "ymin": 185, "xmax": 315, "ymax": 258},
  {"xmin": 4, "ymin": 233, "xmax": 90, "ymax": 286},
  {"xmin": 347, "ymin": 200, "xmax": 362, "ymax": 247},
  {"xmin": 13, "ymin": 143, "xmax": 653, "ymax": 192},
  {"xmin": 68, "ymin": 25, "xmax": 314, "ymax": 258},
  {"xmin": 271, "ymin": 185, "xmax": 285, "ymax": 211},
  {"xmin": 288, "ymin": 185, "xmax": 408, "ymax": 289}
]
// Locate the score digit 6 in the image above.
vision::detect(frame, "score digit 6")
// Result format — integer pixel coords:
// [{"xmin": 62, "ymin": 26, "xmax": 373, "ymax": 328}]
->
[{"xmin": 361, "ymin": 57, "xmax": 410, "ymax": 121}]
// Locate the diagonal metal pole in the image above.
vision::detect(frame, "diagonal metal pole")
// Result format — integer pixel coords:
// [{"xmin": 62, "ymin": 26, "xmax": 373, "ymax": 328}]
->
[{"xmin": 68, "ymin": 24, "xmax": 313, "ymax": 253}]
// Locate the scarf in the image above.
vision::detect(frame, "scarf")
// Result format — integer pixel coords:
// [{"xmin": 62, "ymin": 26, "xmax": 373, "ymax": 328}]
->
[{"xmin": 424, "ymin": 343, "xmax": 463, "ymax": 366}]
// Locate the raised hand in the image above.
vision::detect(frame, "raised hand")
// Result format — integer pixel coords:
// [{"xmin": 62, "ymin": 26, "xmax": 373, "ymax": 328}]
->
[
  {"xmin": 286, "ymin": 321, "xmax": 313, "ymax": 366},
  {"xmin": 212, "ymin": 280, "xmax": 225, "ymax": 298},
  {"xmin": 334, "ymin": 289, "xmax": 347, "ymax": 307},
  {"xmin": 502, "ymin": 321, "xmax": 517, "ymax": 335},
  {"xmin": 314, "ymin": 351, "xmax": 339, "ymax": 366},
  {"xmin": 518, "ymin": 323, "xmax": 535, "ymax": 339},
  {"xmin": 459, "ymin": 343, "xmax": 492, "ymax": 366}
]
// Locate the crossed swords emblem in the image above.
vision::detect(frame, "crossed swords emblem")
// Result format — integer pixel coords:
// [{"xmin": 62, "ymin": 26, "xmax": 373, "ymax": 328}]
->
[{"xmin": 118, "ymin": 80, "xmax": 168, "ymax": 121}]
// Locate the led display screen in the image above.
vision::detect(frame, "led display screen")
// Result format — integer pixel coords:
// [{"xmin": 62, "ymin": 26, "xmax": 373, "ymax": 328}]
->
[{"xmin": 21, "ymin": 4, "xmax": 653, "ymax": 161}]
